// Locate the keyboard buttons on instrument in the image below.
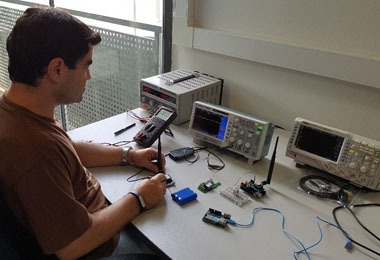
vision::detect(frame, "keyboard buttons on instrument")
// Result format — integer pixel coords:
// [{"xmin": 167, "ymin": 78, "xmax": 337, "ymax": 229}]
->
[
  {"xmin": 348, "ymin": 172, "xmax": 357, "ymax": 180},
  {"xmin": 360, "ymin": 165, "xmax": 368, "ymax": 173},
  {"xmin": 358, "ymin": 175, "xmax": 369, "ymax": 186}
]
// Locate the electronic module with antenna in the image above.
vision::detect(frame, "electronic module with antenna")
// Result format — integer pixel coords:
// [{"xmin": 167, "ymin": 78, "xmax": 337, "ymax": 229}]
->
[{"xmin": 240, "ymin": 136, "xmax": 279, "ymax": 198}]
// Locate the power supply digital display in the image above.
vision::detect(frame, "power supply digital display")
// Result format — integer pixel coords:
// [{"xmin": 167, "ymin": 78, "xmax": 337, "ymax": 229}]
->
[
  {"xmin": 142, "ymin": 86, "xmax": 177, "ymax": 104},
  {"xmin": 294, "ymin": 125, "xmax": 344, "ymax": 162},
  {"xmin": 191, "ymin": 108, "xmax": 228, "ymax": 140}
]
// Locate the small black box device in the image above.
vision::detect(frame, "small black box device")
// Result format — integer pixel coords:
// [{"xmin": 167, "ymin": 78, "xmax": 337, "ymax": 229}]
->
[
  {"xmin": 134, "ymin": 106, "xmax": 177, "ymax": 147},
  {"xmin": 169, "ymin": 147, "xmax": 194, "ymax": 161}
]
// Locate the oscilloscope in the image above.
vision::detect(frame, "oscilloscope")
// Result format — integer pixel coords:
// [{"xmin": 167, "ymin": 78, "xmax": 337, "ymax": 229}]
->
[
  {"xmin": 188, "ymin": 101, "xmax": 274, "ymax": 164},
  {"xmin": 139, "ymin": 70, "xmax": 223, "ymax": 125},
  {"xmin": 286, "ymin": 118, "xmax": 380, "ymax": 190}
]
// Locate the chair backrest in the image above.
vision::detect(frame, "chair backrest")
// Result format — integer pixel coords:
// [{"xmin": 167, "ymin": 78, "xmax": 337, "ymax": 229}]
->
[{"xmin": 0, "ymin": 195, "xmax": 58, "ymax": 259}]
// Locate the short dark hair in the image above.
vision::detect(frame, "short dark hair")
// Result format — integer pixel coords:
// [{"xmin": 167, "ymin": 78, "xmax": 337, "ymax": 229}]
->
[{"xmin": 6, "ymin": 7, "xmax": 101, "ymax": 86}]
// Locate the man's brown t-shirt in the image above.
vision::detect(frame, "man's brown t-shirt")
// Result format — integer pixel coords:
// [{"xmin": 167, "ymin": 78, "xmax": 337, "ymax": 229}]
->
[{"xmin": 0, "ymin": 95, "xmax": 118, "ymax": 259}]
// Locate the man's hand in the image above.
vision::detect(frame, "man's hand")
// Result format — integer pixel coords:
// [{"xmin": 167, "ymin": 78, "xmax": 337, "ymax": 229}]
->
[
  {"xmin": 136, "ymin": 173, "xmax": 167, "ymax": 210},
  {"xmin": 128, "ymin": 147, "xmax": 166, "ymax": 173}
]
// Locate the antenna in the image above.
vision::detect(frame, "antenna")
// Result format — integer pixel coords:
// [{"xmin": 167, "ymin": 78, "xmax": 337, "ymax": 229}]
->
[
  {"xmin": 262, "ymin": 136, "xmax": 279, "ymax": 186},
  {"xmin": 157, "ymin": 135, "xmax": 163, "ymax": 173}
]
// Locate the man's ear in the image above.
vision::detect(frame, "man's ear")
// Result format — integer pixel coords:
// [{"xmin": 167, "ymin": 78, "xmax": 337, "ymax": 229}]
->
[{"xmin": 47, "ymin": 57, "xmax": 66, "ymax": 82}]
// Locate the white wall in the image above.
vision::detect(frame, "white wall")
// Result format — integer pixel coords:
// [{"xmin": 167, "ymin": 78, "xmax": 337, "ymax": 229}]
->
[{"xmin": 172, "ymin": 0, "xmax": 380, "ymax": 140}]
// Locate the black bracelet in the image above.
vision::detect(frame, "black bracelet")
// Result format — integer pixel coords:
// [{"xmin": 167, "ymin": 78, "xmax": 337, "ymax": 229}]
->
[{"xmin": 128, "ymin": 191, "xmax": 146, "ymax": 213}]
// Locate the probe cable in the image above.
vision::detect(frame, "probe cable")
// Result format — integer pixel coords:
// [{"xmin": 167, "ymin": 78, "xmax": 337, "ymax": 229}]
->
[
  {"xmin": 206, "ymin": 148, "xmax": 225, "ymax": 170},
  {"xmin": 333, "ymin": 203, "xmax": 380, "ymax": 257},
  {"xmin": 298, "ymin": 174, "xmax": 349, "ymax": 202},
  {"xmin": 227, "ymin": 207, "xmax": 353, "ymax": 260},
  {"xmin": 100, "ymin": 140, "xmax": 135, "ymax": 146},
  {"xmin": 127, "ymin": 153, "xmax": 170, "ymax": 183}
]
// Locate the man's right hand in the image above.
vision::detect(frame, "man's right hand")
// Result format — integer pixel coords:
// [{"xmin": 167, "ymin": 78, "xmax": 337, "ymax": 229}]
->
[{"xmin": 136, "ymin": 173, "xmax": 167, "ymax": 210}]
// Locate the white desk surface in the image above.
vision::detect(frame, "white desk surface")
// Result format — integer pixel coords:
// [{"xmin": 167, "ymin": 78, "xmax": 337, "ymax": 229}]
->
[{"xmin": 68, "ymin": 109, "xmax": 380, "ymax": 260}]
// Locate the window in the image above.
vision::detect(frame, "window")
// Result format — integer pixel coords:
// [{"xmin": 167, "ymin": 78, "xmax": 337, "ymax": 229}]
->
[{"xmin": 0, "ymin": 0, "xmax": 171, "ymax": 130}]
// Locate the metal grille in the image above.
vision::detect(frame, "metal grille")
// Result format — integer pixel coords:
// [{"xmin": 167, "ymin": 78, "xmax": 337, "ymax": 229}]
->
[
  {"xmin": 65, "ymin": 26, "xmax": 159, "ymax": 130},
  {"xmin": 0, "ymin": 7, "xmax": 21, "ymax": 93},
  {"xmin": 0, "ymin": 3, "xmax": 161, "ymax": 130}
]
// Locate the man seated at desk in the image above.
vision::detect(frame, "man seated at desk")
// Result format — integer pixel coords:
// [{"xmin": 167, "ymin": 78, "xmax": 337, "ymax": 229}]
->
[{"xmin": 0, "ymin": 7, "xmax": 167, "ymax": 260}]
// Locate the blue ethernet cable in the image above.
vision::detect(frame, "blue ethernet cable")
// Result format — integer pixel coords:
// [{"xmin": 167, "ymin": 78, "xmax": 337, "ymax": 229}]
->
[
  {"xmin": 228, "ymin": 207, "xmax": 353, "ymax": 260},
  {"xmin": 293, "ymin": 216, "xmax": 353, "ymax": 259},
  {"xmin": 227, "ymin": 207, "xmax": 312, "ymax": 260}
]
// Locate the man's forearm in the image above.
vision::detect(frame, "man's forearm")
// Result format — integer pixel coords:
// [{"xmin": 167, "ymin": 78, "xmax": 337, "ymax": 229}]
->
[
  {"xmin": 73, "ymin": 141, "xmax": 123, "ymax": 167},
  {"xmin": 55, "ymin": 193, "xmax": 140, "ymax": 260}
]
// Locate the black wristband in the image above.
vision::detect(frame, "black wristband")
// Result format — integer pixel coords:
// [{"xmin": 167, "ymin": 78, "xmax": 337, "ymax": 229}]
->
[{"xmin": 128, "ymin": 191, "xmax": 146, "ymax": 213}]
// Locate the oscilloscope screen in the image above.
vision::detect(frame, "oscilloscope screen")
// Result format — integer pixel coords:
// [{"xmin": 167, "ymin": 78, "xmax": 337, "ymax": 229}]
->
[
  {"xmin": 294, "ymin": 125, "xmax": 344, "ymax": 162},
  {"xmin": 192, "ymin": 108, "xmax": 228, "ymax": 140}
]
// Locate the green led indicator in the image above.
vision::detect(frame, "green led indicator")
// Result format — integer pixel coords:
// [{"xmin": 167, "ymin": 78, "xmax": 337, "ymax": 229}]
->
[{"xmin": 258, "ymin": 125, "xmax": 263, "ymax": 130}]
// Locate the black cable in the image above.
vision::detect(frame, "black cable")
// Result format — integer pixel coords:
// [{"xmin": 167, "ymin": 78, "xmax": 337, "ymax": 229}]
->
[
  {"xmin": 299, "ymin": 175, "xmax": 347, "ymax": 202},
  {"xmin": 274, "ymin": 124, "xmax": 286, "ymax": 130},
  {"xmin": 206, "ymin": 148, "xmax": 225, "ymax": 171},
  {"xmin": 164, "ymin": 127, "xmax": 174, "ymax": 137},
  {"xmin": 333, "ymin": 203, "xmax": 380, "ymax": 257},
  {"xmin": 126, "ymin": 168, "xmax": 153, "ymax": 182},
  {"xmin": 337, "ymin": 184, "xmax": 380, "ymax": 241},
  {"xmin": 100, "ymin": 140, "xmax": 135, "ymax": 146},
  {"xmin": 184, "ymin": 147, "xmax": 199, "ymax": 164}
]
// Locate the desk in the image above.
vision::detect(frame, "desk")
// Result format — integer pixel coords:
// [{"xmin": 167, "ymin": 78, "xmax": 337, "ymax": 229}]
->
[{"xmin": 68, "ymin": 109, "xmax": 380, "ymax": 260}]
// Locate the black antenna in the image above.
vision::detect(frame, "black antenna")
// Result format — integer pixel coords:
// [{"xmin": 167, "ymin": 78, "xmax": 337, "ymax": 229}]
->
[
  {"xmin": 157, "ymin": 135, "xmax": 163, "ymax": 173},
  {"xmin": 262, "ymin": 136, "xmax": 279, "ymax": 186}
]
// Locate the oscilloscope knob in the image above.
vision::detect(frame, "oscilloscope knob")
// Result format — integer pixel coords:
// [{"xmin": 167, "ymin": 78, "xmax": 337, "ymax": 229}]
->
[
  {"xmin": 230, "ymin": 137, "xmax": 236, "ymax": 143},
  {"xmin": 237, "ymin": 139, "xmax": 243, "ymax": 146},
  {"xmin": 141, "ymin": 96, "xmax": 146, "ymax": 102},
  {"xmin": 360, "ymin": 166, "xmax": 368, "ymax": 173},
  {"xmin": 349, "ymin": 162, "xmax": 357, "ymax": 169},
  {"xmin": 248, "ymin": 133, "xmax": 253, "ymax": 138},
  {"xmin": 149, "ymin": 100, "xmax": 155, "ymax": 106},
  {"xmin": 240, "ymin": 130, "xmax": 245, "ymax": 136},
  {"xmin": 245, "ymin": 143, "xmax": 251, "ymax": 149}
]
